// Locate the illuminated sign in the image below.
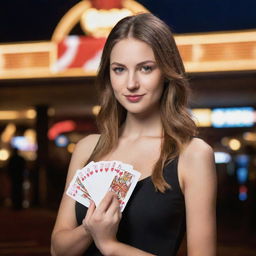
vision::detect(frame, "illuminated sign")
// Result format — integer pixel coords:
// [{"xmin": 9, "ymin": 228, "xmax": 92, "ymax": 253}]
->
[
  {"xmin": 192, "ymin": 107, "xmax": 255, "ymax": 128},
  {"xmin": 0, "ymin": 0, "xmax": 255, "ymax": 80},
  {"xmin": 81, "ymin": 8, "xmax": 133, "ymax": 37},
  {"xmin": 211, "ymin": 107, "xmax": 254, "ymax": 128}
]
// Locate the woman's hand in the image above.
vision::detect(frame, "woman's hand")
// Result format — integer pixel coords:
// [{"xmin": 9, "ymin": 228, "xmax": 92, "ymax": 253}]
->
[{"xmin": 82, "ymin": 191, "xmax": 122, "ymax": 254}]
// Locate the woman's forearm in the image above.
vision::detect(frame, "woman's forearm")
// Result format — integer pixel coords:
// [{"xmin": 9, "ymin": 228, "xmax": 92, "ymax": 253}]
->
[
  {"xmin": 51, "ymin": 225, "xmax": 93, "ymax": 256},
  {"xmin": 102, "ymin": 241, "xmax": 156, "ymax": 256}
]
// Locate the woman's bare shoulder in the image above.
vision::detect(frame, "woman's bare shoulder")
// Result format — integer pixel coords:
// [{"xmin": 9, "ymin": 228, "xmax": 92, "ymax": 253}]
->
[
  {"xmin": 181, "ymin": 137, "xmax": 213, "ymax": 160},
  {"xmin": 65, "ymin": 134, "xmax": 101, "ymax": 184},
  {"xmin": 74, "ymin": 134, "xmax": 101, "ymax": 163},
  {"xmin": 179, "ymin": 137, "xmax": 215, "ymax": 185},
  {"xmin": 75, "ymin": 134, "xmax": 101, "ymax": 153}
]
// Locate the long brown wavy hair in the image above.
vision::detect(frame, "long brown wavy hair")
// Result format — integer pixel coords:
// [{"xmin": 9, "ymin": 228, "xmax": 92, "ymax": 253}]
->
[{"xmin": 87, "ymin": 13, "xmax": 197, "ymax": 192}]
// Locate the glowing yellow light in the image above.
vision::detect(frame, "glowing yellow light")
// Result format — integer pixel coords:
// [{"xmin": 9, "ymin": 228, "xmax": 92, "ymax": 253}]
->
[
  {"xmin": 229, "ymin": 139, "xmax": 241, "ymax": 151},
  {"xmin": 92, "ymin": 105, "xmax": 101, "ymax": 116},
  {"xmin": 243, "ymin": 132, "xmax": 256, "ymax": 142},
  {"xmin": 0, "ymin": 149, "xmax": 10, "ymax": 161},
  {"xmin": 0, "ymin": 109, "xmax": 38, "ymax": 120},
  {"xmin": 191, "ymin": 109, "xmax": 212, "ymax": 127},
  {"xmin": 67, "ymin": 143, "xmax": 75, "ymax": 153},
  {"xmin": 0, "ymin": 111, "xmax": 19, "ymax": 120},
  {"xmin": 24, "ymin": 129, "xmax": 36, "ymax": 144},
  {"xmin": 26, "ymin": 109, "xmax": 36, "ymax": 119},
  {"xmin": 1, "ymin": 123, "xmax": 16, "ymax": 143}
]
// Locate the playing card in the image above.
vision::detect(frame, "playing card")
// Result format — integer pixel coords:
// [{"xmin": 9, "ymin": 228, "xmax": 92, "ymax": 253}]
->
[
  {"xmin": 108, "ymin": 165, "xmax": 141, "ymax": 211},
  {"xmin": 77, "ymin": 161, "xmax": 94, "ymax": 182},
  {"xmin": 66, "ymin": 170, "xmax": 91, "ymax": 207},
  {"xmin": 66, "ymin": 160, "xmax": 141, "ymax": 212},
  {"xmin": 84, "ymin": 161, "xmax": 117, "ymax": 207}
]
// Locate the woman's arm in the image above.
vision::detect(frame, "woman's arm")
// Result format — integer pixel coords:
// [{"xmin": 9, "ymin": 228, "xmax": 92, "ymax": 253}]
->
[
  {"xmin": 51, "ymin": 134, "xmax": 100, "ymax": 256},
  {"xmin": 179, "ymin": 138, "xmax": 217, "ymax": 256},
  {"xmin": 103, "ymin": 242, "xmax": 156, "ymax": 256}
]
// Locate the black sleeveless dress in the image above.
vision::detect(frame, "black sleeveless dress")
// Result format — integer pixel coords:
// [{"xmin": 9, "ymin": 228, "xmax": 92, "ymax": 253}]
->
[{"xmin": 75, "ymin": 157, "xmax": 186, "ymax": 256}]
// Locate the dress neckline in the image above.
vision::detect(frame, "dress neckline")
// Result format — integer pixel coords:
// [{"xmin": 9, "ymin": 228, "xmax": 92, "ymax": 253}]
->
[
  {"xmin": 138, "ymin": 175, "xmax": 151, "ymax": 183},
  {"xmin": 137, "ymin": 159, "xmax": 177, "ymax": 183}
]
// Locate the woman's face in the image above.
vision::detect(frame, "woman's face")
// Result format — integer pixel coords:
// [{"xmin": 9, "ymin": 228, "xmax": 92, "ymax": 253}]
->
[{"xmin": 109, "ymin": 38, "xmax": 164, "ymax": 116}]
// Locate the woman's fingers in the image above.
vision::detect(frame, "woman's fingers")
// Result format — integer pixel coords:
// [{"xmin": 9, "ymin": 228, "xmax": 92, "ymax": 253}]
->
[
  {"xmin": 86, "ymin": 200, "xmax": 96, "ymax": 219},
  {"xmin": 106, "ymin": 194, "xmax": 120, "ymax": 217},
  {"xmin": 97, "ymin": 191, "xmax": 116, "ymax": 213},
  {"xmin": 82, "ymin": 200, "xmax": 95, "ymax": 231}
]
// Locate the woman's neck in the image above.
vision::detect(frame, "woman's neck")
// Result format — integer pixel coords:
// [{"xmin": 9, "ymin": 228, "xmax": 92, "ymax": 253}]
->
[{"xmin": 120, "ymin": 109, "xmax": 163, "ymax": 140}]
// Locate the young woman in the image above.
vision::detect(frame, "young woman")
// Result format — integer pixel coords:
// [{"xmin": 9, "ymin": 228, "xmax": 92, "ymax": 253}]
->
[{"xmin": 51, "ymin": 13, "xmax": 217, "ymax": 256}]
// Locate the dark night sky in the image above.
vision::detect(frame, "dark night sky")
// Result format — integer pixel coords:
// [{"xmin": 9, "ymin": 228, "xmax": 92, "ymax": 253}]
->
[{"xmin": 0, "ymin": 0, "xmax": 255, "ymax": 43}]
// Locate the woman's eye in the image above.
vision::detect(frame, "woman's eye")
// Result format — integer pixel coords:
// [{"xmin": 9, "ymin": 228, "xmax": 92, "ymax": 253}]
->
[
  {"xmin": 141, "ymin": 65, "xmax": 153, "ymax": 73},
  {"xmin": 113, "ymin": 67, "xmax": 124, "ymax": 73}
]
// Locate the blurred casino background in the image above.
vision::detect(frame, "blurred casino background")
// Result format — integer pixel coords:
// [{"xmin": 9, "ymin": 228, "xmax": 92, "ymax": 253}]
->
[{"xmin": 0, "ymin": 0, "xmax": 256, "ymax": 255}]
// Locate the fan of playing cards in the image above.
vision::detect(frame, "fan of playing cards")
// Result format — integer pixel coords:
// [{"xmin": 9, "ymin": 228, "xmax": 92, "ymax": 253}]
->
[{"xmin": 66, "ymin": 161, "xmax": 141, "ymax": 212}]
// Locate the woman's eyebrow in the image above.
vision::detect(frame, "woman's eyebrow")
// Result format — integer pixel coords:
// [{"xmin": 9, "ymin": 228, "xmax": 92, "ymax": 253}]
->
[
  {"xmin": 110, "ymin": 60, "xmax": 156, "ymax": 66},
  {"xmin": 110, "ymin": 62, "xmax": 125, "ymax": 66}
]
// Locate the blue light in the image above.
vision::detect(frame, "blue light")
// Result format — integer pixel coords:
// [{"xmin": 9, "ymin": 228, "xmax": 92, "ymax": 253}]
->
[
  {"xmin": 239, "ymin": 192, "xmax": 247, "ymax": 201},
  {"xmin": 55, "ymin": 135, "xmax": 69, "ymax": 147},
  {"xmin": 237, "ymin": 167, "xmax": 248, "ymax": 184},
  {"xmin": 236, "ymin": 155, "xmax": 249, "ymax": 167}
]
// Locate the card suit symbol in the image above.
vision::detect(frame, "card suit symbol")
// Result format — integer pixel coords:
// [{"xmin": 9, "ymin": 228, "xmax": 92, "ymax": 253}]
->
[
  {"xmin": 87, "ymin": 173, "xmax": 90, "ymax": 177},
  {"xmin": 119, "ymin": 172, "xmax": 123, "ymax": 176},
  {"xmin": 105, "ymin": 168, "xmax": 109, "ymax": 172},
  {"xmin": 100, "ymin": 168, "xmax": 103, "ymax": 172},
  {"xmin": 116, "ymin": 169, "xmax": 120, "ymax": 173},
  {"xmin": 90, "ymin": 171, "xmax": 93, "ymax": 175},
  {"xmin": 96, "ymin": 170, "xmax": 98, "ymax": 173}
]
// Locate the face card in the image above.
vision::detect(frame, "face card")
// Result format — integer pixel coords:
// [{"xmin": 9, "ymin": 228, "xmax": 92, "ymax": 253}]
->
[{"xmin": 108, "ymin": 167, "xmax": 141, "ymax": 212}]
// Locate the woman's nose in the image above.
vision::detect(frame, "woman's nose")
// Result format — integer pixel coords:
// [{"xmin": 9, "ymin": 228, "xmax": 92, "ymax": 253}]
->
[{"xmin": 126, "ymin": 72, "xmax": 139, "ymax": 90}]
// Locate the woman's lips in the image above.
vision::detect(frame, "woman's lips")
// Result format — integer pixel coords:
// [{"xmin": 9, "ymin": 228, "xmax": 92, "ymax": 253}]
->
[{"xmin": 125, "ymin": 94, "xmax": 145, "ymax": 103}]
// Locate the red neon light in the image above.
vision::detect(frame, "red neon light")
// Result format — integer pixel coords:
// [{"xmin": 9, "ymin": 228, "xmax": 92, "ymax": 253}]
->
[{"xmin": 48, "ymin": 120, "xmax": 76, "ymax": 140}]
